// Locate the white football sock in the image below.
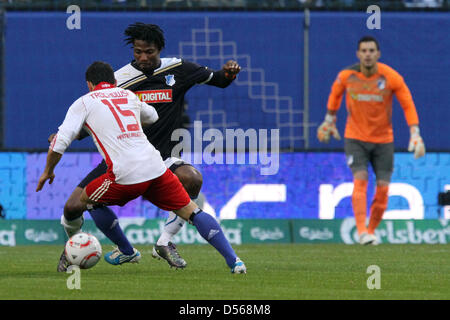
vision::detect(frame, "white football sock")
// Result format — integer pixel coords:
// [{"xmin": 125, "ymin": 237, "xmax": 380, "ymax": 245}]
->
[
  {"xmin": 156, "ymin": 195, "xmax": 203, "ymax": 246},
  {"xmin": 60, "ymin": 215, "xmax": 84, "ymax": 238},
  {"xmin": 156, "ymin": 211, "xmax": 185, "ymax": 246}
]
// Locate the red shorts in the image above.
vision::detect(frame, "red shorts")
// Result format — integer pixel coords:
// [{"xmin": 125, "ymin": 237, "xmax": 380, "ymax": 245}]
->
[{"xmin": 84, "ymin": 169, "xmax": 191, "ymax": 211}]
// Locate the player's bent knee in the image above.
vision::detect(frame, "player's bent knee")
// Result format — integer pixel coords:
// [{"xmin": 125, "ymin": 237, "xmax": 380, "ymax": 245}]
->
[
  {"xmin": 64, "ymin": 201, "xmax": 85, "ymax": 220},
  {"xmin": 375, "ymin": 176, "xmax": 391, "ymax": 187},
  {"xmin": 174, "ymin": 165, "xmax": 203, "ymax": 198},
  {"xmin": 64, "ymin": 187, "xmax": 87, "ymax": 220},
  {"xmin": 353, "ymin": 170, "xmax": 369, "ymax": 181}
]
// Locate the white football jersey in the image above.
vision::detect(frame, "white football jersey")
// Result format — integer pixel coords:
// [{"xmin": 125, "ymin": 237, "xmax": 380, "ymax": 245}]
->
[{"xmin": 51, "ymin": 84, "xmax": 167, "ymax": 184}]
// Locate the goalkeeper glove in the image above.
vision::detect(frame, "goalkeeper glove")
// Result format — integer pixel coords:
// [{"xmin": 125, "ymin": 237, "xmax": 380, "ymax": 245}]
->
[
  {"xmin": 317, "ymin": 113, "xmax": 341, "ymax": 143},
  {"xmin": 408, "ymin": 126, "xmax": 425, "ymax": 159}
]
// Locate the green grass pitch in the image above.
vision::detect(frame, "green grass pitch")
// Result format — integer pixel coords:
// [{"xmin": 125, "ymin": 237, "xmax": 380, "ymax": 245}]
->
[{"xmin": 0, "ymin": 244, "xmax": 448, "ymax": 300}]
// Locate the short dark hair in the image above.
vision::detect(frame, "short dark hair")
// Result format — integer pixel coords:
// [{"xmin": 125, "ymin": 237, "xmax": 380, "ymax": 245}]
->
[
  {"xmin": 85, "ymin": 61, "xmax": 115, "ymax": 86},
  {"xmin": 358, "ymin": 36, "xmax": 380, "ymax": 51},
  {"xmin": 124, "ymin": 22, "xmax": 165, "ymax": 51}
]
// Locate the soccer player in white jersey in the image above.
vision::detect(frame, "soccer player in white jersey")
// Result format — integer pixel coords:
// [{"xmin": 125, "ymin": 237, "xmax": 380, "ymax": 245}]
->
[
  {"xmin": 51, "ymin": 23, "xmax": 241, "ymax": 271},
  {"xmin": 36, "ymin": 61, "xmax": 246, "ymax": 274}
]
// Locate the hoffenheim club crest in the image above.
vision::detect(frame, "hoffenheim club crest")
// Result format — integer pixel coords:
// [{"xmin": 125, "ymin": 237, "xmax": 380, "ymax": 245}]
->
[
  {"xmin": 377, "ymin": 79, "xmax": 385, "ymax": 90},
  {"xmin": 165, "ymin": 74, "xmax": 175, "ymax": 86}
]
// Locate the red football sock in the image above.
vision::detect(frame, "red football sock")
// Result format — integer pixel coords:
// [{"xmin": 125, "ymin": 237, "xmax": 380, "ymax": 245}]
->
[
  {"xmin": 352, "ymin": 179, "xmax": 368, "ymax": 235},
  {"xmin": 368, "ymin": 185, "xmax": 389, "ymax": 234}
]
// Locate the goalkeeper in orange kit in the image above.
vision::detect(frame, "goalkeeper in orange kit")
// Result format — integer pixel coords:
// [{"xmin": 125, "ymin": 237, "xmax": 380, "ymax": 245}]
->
[{"xmin": 317, "ymin": 36, "xmax": 425, "ymax": 245}]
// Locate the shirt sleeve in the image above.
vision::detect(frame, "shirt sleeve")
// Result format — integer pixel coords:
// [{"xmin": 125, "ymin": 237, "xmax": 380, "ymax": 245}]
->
[
  {"xmin": 132, "ymin": 91, "xmax": 158, "ymax": 125},
  {"xmin": 390, "ymin": 71, "xmax": 419, "ymax": 126},
  {"xmin": 181, "ymin": 60, "xmax": 213, "ymax": 87},
  {"xmin": 51, "ymin": 97, "xmax": 87, "ymax": 154},
  {"xmin": 205, "ymin": 69, "xmax": 234, "ymax": 88},
  {"xmin": 140, "ymin": 102, "xmax": 159, "ymax": 125},
  {"xmin": 327, "ymin": 71, "xmax": 347, "ymax": 111}
]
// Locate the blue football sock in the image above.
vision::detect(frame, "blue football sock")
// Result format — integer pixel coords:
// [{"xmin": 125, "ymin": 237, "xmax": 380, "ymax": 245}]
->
[
  {"xmin": 88, "ymin": 206, "xmax": 134, "ymax": 255},
  {"xmin": 191, "ymin": 210, "xmax": 237, "ymax": 268}
]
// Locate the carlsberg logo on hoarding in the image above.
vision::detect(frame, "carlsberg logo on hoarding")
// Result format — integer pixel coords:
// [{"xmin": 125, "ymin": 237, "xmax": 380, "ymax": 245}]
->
[
  {"xmin": 250, "ymin": 227, "xmax": 285, "ymax": 241},
  {"xmin": 126, "ymin": 219, "xmax": 207, "ymax": 245},
  {"xmin": 25, "ymin": 229, "xmax": 59, "ymax": 243},
  {"xmin": 119, "ymin": 218, "xmax": 243, "ymax": 245},
  {"xmin": 299, "ymin": 227, "xmax": 334, "ymax": 241},
  {"xmin": 340, "ymin": 218, "xmax": 450, "ymax": 244}
]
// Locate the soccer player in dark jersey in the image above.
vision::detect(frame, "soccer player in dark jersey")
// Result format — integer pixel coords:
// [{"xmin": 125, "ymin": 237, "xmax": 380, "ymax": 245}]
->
[{"xmin": 55, "ymin": 23, "xmax": 241, "ymax": 272}]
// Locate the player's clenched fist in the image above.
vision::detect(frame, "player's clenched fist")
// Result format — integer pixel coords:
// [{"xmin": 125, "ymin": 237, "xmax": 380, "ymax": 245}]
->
[
  {"xmin": 408, "ymin": 125, "xmax": 426, "ymax": 159},
  {"xmin": 222, "ymin": 60, "xmax": 241, "ymax": 79},
  {"xmin": 317, "ymin": 113, "xmax": 341, "ymax": 143}
]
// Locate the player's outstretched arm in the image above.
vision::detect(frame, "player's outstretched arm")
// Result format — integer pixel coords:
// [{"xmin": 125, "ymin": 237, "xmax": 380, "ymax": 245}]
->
[
  {"xmin": 207, "ymin": 60, "xmax": 241, "ymax": 88},
  {"xmin": 317, "ymin": 111, "xmax": 341, "ymax": 143},
  {"xmin": 408, "ymin": 125, "xmax": 425, "ymax": 159},
  {"xmin": 39, "ymin": 98, "xmax": 86, "ymax": 191},
  {"xmin": 392, "ymin": 76, "xmax": 425, "ymax": 159},
  {"xmin": 318, "ymin": 71, "xmax": 345, "ymax": 144}
]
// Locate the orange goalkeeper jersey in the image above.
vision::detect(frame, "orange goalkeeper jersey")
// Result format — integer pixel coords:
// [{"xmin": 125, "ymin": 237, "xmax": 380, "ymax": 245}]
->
[{"xmin": 327, "ymin": 62, "xmax": 419, "ymax": 144}]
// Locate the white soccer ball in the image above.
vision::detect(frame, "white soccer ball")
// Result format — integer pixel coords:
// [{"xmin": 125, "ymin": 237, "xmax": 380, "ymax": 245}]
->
[{"xmin": 65, "ymin": 232, "xmax": 102, "ymax": 269}]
